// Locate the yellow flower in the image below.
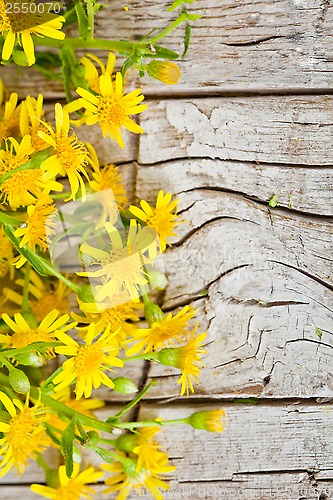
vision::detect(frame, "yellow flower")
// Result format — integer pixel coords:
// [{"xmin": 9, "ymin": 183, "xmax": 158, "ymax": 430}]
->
[
  {"xmin": 14, "ymin": 197, "xmax": 56, "ymax": 268},
  {"xmin": 127, "ymin": 305, "xmax": 196, "ymax": 356},
  {"xmin": 157, "ymin": 327, "xmax": 207, "ymax": 396},
  {"xmin": 73, "ymin": 300, "xmax": 140, "ymax": 352},
  {"xmin": 0, "ymin": 92, "xmax": 21, "ymax": 144},
  {"xmin": 87, "ymin": 142, "xmax": 128, "ymax": 209},
  {"xmin": 0, "ymin": 309, "xmax": 71, "ymax": 349},
  {"xmin": 146, "ymin": 60, "xmax": 181, "ymax": 85},
  {"xmin": 38, "ymin": 103, "xmax": 90, "ymax": 201},
  {"xmin": 102, "ymin": 451, "xmax": 175, "ymax": 500},
  {"xmin": 53, "ymin": 322, "xmax": 124, "ymax": 399},
  {"xmin": 0, "ymin": 136, "xmax": 62, "ymax": 209},
  {"xmin": 20, "ymin": 94, "xmax": 50, "ymax": 152},
  {"xmin": 0, "ymin": 225, "xmax": 15, "ymax": 279},
  {"xmin": 3, "ymin": 270, "xmax": 71, "ymax": 321},
  {"xmin": 31, "ymin": 463, "xmax": 103, "ymax": 500},
  {"xmin": 68, "ymin": 72, "xmax": 147, "ymax": 148},
  {"xmin": 0, "ymin": 391, "xmax": 49, "ymax": 477},
  {"xmin": 131, "ymin": 427, "xmax": 172, "ymax": 474},
  {"xmin": 129, "ymin": 190, "xmax": 181, "ymax": 254},
  {"xmin": 188, "ymin": 409, "xmax": 226, "ymax": 433},
  {"xmin": 80, "ymin": 52, "xmax": 116, "ymax": 93},
  {"xmin": 0, "ymin": 0, "xmax": 65, "ymax": 66}
]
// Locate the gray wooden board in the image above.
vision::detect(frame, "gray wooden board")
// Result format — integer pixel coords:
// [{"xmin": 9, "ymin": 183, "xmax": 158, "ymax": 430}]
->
[
  {"xmin": 1, "ymin": 0, "xmax": 333, "ymax": 97},
  {"xmin": 138, "ymin": 96, "xmax": 333, "ymax": 165}
]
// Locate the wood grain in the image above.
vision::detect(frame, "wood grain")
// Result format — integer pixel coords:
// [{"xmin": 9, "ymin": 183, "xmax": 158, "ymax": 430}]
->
[
  {"xmin": 1, "ymin": 0, "xmax": 333, "ymax": 97},
  {"xmin": 138, "ymin": 96, "xmax": 333, "ymax": 165}
]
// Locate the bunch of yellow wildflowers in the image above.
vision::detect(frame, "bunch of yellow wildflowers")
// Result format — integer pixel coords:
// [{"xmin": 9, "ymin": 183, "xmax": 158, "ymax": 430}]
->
[{"xmin": 0, "ymin": 3, "xmax": 226, "ymax": 499}]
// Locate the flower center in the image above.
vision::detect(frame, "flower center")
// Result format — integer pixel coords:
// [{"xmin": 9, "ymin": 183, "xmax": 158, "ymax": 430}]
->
[
  {"xmin": 98, "ymin": 97, "xmax": 126, "ymax": 127},
  {"xmin": 31, "ymin": 292, "xmax": 69, "ymax": 321},
  {"xmin": 74, "ymin": 345, "xmax": 105, "ymax": 376},
  {"xmin": 55, "ymin": 132, "xmax": 88, "ymax": 173}
]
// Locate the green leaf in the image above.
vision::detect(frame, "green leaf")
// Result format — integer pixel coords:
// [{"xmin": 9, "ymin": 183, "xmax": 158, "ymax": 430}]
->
[
  {"xmin": 315, "ymin": 326, "xmax": 323, "ymax": 339},
  {"xmin": 75, "ymin": 0, "xmax": 89, "ymax": 39},
  {"xmin": 168, "ymin": 0, "xmax": 197, "ymax": 12},
  {"xmin": 182, "ymin": 24, "xmax": 191, "ymax": 59},
  {"xmin": 3, "ymin": 226, "xmax": 48, "ymax": 276},
  {"xmin": 268, "ymin": 195, "xmax": 279, "ymax": 208},
  {"xmin": 61, "ymin": 418, "xmax": 76, "ymax": 478}
]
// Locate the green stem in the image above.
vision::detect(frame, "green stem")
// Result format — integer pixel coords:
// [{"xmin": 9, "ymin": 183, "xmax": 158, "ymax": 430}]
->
[
  {"xmin": 0, "ymin": 212, "xmax": 21, "ymax": 227},
  {"xmin": 123, "ymin": 353, "xmax": 159, "ymax": 363},
  {"xmin": 115, "ymin": 417, "xmax": 188, "ymax": 429},
  {"xmin": 0, "ymin": 342, "xmax": 62, "ymax": 359},
  {"xmin": 114, "ymin": 380, "xmax": 155, "ymax": 420},
  {"xmin": 21, "ymin": 264, "xmax": 31, "ymax": 313},
  {"xmin": 36, "ymin": 256, "xmax": 81, "ymax": 294},
  {"xmin": 33, "ymin": 37, "xmax": 138, "ymax": 52},
  {"xmin": 86, "ymin": 0, "xmax": 94, "ymax": 40},
  {"xmin": 147, "ymin": 11, "xmax": 201, "ymax": 45}
]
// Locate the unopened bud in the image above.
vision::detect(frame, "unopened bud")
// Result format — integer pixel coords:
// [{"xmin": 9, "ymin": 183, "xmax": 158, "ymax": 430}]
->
[
  {"xmin": 144, "ymin": 302, "xmax": 165, "ymax": 327},
  {"xmin": 188, "ymin": 410, "xmax": 226, "ymax": 433},
  {"xmin": 115, "ymin": 433, "xmax": 139, "ymax": 453},
  {"xmin": 146, "ymin": 60, "xmax": 181, "ymax": 85},
  {"xmin": 15, "ymin": 351, "xmax": 45, "ymax": 367},
  {"xmin": 147, "ymin": 269, "xmax": 168, "ymax": 290},
  {"xmin": 8, "ymin": 367, "xmax": 30, "ymax": 394},
  {"xmin": 112, "ymin": 377, "xmax": 138, "ymax": 394},
  {"xmin": 77, "ymin": 285, "xmax": 95, "ymax": 303},
  {"xmin": 155, "ymin": 347, "xmax": 180, "ymax": 368}
]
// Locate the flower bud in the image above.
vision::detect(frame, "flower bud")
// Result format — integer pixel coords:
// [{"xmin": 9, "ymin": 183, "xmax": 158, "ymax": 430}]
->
[
  {"xmin": 115, "ymin": 433, "xmax": 140, "ymax": 453},
  {"xmin": 45, "ymin": 468, "xmax": 60, "ymax": 488},
  {"xmin": 146, "ymin": 61, "xmax": 181, "ymax": 85},
  {"xmin": 155, "ymin": 347, "xmax": 180, "ymax": 368},
  {"xmin": 147, "ymin": 269, "xmax": 168, "ymax": 291},
  {"xmin": 144, "ymin": 302, "xmax": 165, "ymax": 327},
  {"xmin": 188, "ymin": 410, "xmax": 226, "ymax": 433},
  {"xmin": 77, "ymin": 284, "xmax": 95, "ymax": 303},
  {"xmin": 112, "ymin": 377, "xmax": 138, "ymax": 394},
  {"xmin": 15, "ymin": 351, "xmax": 45, "ymax": 367},
  {"xmin": 8, "ymin": 367, "xmax": 30, "ymax": 394}
]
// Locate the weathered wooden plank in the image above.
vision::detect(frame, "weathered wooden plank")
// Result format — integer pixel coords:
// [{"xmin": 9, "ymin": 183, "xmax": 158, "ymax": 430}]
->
[
  {"xmin": 1, "ymin": 0, "xmax": 332, "ymax": 97},
  {"xmin": 128, "ymin": 187, "xmax": 333, "ymax": 398},
  {"xmin": 138, "ymin": 402, "xmax": 333, "ymax": 481},
  {"xmin": 136, "ymin": 158, "xmax": 333, "ymax": 216},
  {"xmin": 138, "ymin": 96, "xmax": 333, "ymax": 165}
]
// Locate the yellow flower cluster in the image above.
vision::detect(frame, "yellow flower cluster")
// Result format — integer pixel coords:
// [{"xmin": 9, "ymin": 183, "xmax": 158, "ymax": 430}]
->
[{"xmin": 0, "ymin": 46, "xmax": 224, "ymax": 500}]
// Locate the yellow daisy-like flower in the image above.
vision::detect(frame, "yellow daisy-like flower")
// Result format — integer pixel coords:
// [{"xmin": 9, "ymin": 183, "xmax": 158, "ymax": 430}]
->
[
  {"xmin": 0, "ymin": 92, "xmax": 21, "ymax": 144},
  {"xmin": 0, "ymin": 136, "xmax": 62, "ymax": 209},
  {"xmin": 80, "ymin": 52, "xmax": 116, "ymax": 93},
  {"xmin": 131, "ymin": 427, "xmax": 172, "ymax": 474},
  {"xmin": 87, "ymin": 142, "xmax": 128, "ymax": 209},
  {"xmin": 0, "ymin": 309, "xmax": 71, "ymax": 349},
  {"xmin": 53, "ymin": 322, "xmax": 124, "ymax": 399},
  {"xmin": 129, "ymin": 190, "xmax": 181, "ymax": 254},
  {"xmin": 31, "ymin": 463, "xmax": 103, "ymax": 500},
  {"xmin": 127, "ymin": 305, "xmax": 196, "ymax": 356},
  {"xmin": 38, "ymin": 103, "xmax": 90, "ymax": 201},
  {"xmin": 68, "ymin": 72, "xmax": 147, "ymax": 148},
  {"xmin": 14, "ymin": 196, "xmax": 56, "ymax": 268},
  {"xmin": 0, "ymin": 391, "xmax": 49, "ymax": 477},
  {"xmin": 0, "ymin": 0, "xmax": 65, "ymax": 66},
  {"xmin": 188, "ymin": 409, "xmax": 226, "ymax": 433},
  {"xmin": 73, "ymin": 301, "xmax": 140, "ymax": 352},
  {"xmin": 3, "ymin": 270, "xmax": 71, "ymax": 321},
  {"xmin": 102, "ymin": 451, "xmax": 175, "ymax": 500},
  {"xmin": 20, "ymin": 94, "xmax": 50, "ymax": 152},
  {"xmin": 0, "ymin": 225, "xmax": 16, "ymax": 279},
  {"xmin": 78, "ymin": 220, "xmax": 155, "ymax": 305},
  {"xmin": 157, "ymin": 327, "xmax": 207, "ymax": 397}
]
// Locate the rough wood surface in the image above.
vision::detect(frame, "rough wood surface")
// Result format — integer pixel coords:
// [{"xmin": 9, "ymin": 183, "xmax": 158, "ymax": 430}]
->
[
  {"xmin": 138, "ymin": 96, "xmax": 333, "ymax": 165},
  {"xmin": 1, "ymin": 0, "xmax": 333, "ymax": 97}
]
